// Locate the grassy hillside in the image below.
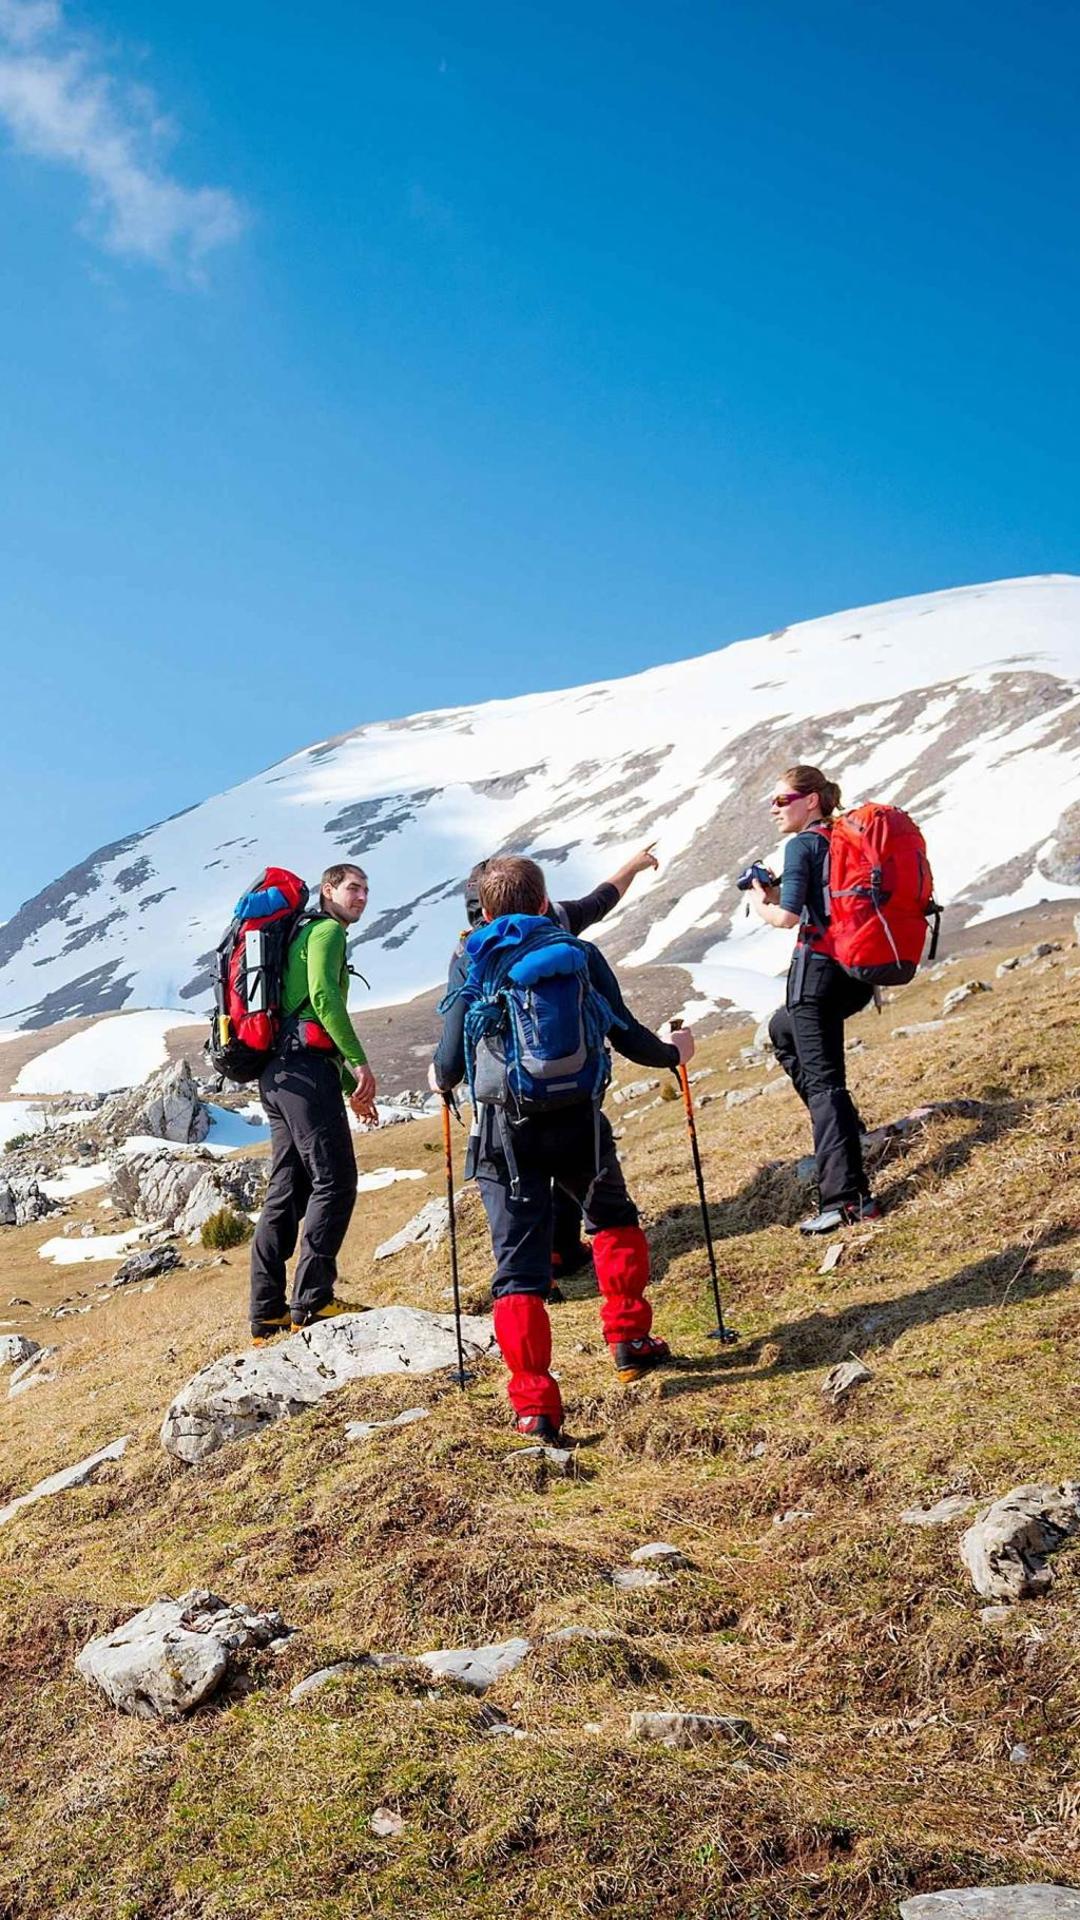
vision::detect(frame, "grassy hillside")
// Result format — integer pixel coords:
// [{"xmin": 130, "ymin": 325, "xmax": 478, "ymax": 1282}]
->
[{"xmin": 1, "ymin": 935, "xmax": 1079, "ymax": 1919}]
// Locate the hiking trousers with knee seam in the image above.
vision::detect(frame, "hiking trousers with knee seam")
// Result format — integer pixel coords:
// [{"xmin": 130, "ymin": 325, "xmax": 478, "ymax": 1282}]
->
[
  {"xmin": 768, "ymin": 949, "xmax": 873, "ymax": 1210},
  {"xmin": 474, "ymin": 1104, "xmax": 654, "ymax": 1426},
  {"xmin": 249, "ymin": 1044, "xmax": 358, "ymax": 1326}
]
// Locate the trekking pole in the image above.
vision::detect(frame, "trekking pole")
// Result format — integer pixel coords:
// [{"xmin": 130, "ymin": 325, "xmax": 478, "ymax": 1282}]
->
[
  {"xmin": 669, "ymin": 1020, "xmax": 737, "ymax": 1344},
  {"xmin": 441, "ymin": 1094, "xmax": 472, "ymax": 1389}
]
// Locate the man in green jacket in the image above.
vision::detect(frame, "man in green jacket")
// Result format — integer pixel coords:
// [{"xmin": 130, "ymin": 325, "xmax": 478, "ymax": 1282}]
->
[{"xmin": 250, "ymin": 863, "xmax": 377, "ymax": 1343}]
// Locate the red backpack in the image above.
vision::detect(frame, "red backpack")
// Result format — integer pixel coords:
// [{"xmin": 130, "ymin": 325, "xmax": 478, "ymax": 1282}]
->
[
  {"xmin": 812, "ymin": 805, "xmax": 941, "ymax": 986},
  {"xmin": 206, "ymin": 867, "xmax": 311, "ymax": 1083}
]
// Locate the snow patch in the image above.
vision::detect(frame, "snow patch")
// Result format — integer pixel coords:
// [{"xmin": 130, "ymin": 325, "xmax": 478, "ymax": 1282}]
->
[
  {"xmin": 15, "ymin": 1011, "xmax": 205, "ymax": 1096},
  {"xmin": 38, "ymin": 1227, "xmax": 148, "ymax": 1265}
]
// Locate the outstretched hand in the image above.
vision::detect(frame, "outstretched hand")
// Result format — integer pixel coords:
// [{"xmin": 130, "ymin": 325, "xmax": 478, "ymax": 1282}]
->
[{"xmin": 628, "ymin": 840, "xmax": 660, "ymax": 877}]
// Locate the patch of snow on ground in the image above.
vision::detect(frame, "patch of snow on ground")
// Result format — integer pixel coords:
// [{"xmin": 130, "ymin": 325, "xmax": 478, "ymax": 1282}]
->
[
  {"xmin": 356, "ymin": 1168, "xmax": 427, "ymax": 1193},
  {"xmin": 14, "ymin": 1011, "xmax": 205, "ymax": 1096},
  {"xmin": 38, "ymin": 1227, "xmax": 147, "ymax": 1265},
  {"xmin": 39, "ymin": 1163, "xmax": 112, "ymax": 1200}
]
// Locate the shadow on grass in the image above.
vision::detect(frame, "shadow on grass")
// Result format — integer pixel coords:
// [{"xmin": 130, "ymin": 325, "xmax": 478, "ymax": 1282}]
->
[
  {"xmin": 657, "ymin": 1224, "xmax": 1077, "ymax": 1394},
  {"xmin": 648, "ymin": 1094, "xmax": 1038, "ymax": 1276}
]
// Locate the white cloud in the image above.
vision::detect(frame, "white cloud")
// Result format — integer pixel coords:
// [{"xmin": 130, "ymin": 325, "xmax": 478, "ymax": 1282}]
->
[{"xmin": 0, "ymin": 0, "xmax": 244, "ymax": 277}]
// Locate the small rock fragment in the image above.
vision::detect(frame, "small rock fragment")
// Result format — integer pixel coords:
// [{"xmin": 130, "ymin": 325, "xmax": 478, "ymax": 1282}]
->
[
  {"xmin": 370, "ymin": 1807, "xmax": 405, "ymax": 1837},
  {"xmin": 942, "ymin": 979, "xmax": 991, "ymax": 1015},
  {"xmin": 901, "ymin": 1494, "xmax": 978, "ymax": 1528},
  {"xmin": 960, "ymin": 1482, "xmax": 1080, "ymax": 1603},
  {"xmin": 289, "ymin": 1662, "xmax": 360, "ymax": 1704},
  {"xmin": 0, "ymin": 1435, "xmax": 129, "ymax": 1527},
  {"xmin": 818, "ymin": 1242, "xmax": 844, "ymax": 1274},
  {"xmin": 821, "ymin": 1359, "xmax": 872, "ymax": 1407},
  {"xmin": 344, "ymin": 1406, "xmax": 432, "ymax": 1442},
  {"xmin": 628, "ymin": 1542, "xmax": 688, "ymax": 1568}
]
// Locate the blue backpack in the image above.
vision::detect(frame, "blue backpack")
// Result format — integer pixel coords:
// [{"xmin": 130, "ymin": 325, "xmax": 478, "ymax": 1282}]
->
[{"xmin": 455, "ymin": 915, "xmax": 617, "ymax": 1118}]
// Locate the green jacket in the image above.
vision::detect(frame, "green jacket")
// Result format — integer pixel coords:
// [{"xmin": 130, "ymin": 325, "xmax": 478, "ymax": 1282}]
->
[{"xmin": 283, "ymin": 915, "xmax": 367, "ymax": 1094}]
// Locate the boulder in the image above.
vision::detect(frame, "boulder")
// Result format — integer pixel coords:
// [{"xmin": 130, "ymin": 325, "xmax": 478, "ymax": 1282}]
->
[
  {"xmin": 99, "ymin": 1059, "xmax": 209, "ymax": 1145},
  {"xmin": 943, "ymin": 980, "xmax": 991, "ymax": 1015},
  {"xmin": 75, "ymin": 1589, "xmax": 288, "ymax": 1719},
  {"xmin": 900, "ymin": 1890, "xmax": 1080, "ymax": 1918},
  {"xmin": 110, "ymin": 1150, "xmax": 209, "ymax": 1226},
  {"xmin": 161, "ymin": 1306, "xmax": 496, "ymax": 1463},
  {"xmin": 108, "ymin": 1246, "xmax": 181, "ymax": 1289},
  {"xmin": 374, "ymin": 1197, "xmax": 451, "ymax": 1261},
  {"xmin": 0, "ymin": 1334, "xmax": 40, "ymax": 1369},
  {"xmin": 0, "ymin": 1177, "xmax": 60, "ymax": 1227},
  {"xmin": 0, "ymin": 1435, "xmax": 129, "ymax": 1527},
  {"xmin": 996, "ymin": 957, "xmax": 1021, "ymax": 976},
  {"xmin": 111, "ymin": 1151, "xmax": 266, "ymax": 1234},
  {"xmin": 960, "ymin": 1483, "xmax": 1080, "ymax": 1603},
  {"xmin": 418, "ymin": 1637, "xmax": 531, "ymax": 1692},
  {"xmin": 174, "ymin": 1161, "xmax": 266, "ymax": 1239},
  {"xmin": 8, "ymin": 1346, "xmax": 57, "ymax": 1397}
]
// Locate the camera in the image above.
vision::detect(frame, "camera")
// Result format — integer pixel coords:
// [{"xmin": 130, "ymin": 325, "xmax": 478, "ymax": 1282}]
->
[{"xmin": 736, "ymin": 862, "xmax": 779, "ymax": 893}]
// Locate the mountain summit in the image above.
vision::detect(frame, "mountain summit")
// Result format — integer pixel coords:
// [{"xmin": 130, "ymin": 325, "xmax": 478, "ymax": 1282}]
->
[{"xmin": 3, "ymin": 574, "xmax": 1078, "ymax": 1034}]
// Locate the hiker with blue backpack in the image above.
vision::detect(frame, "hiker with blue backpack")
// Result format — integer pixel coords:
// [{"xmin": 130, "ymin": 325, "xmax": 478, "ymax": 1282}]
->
[
  {"xmin": 430, "ymin": 853, "xmax": 694, "ymax": 1441},
  {"xmin": 442, "ymin": 842, "xmax": 661, "ymax": 1294}
]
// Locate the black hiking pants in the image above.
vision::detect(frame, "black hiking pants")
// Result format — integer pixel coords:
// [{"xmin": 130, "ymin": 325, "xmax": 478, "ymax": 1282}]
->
[
  {"xmin": 249, "ymin": 1045, "xmax": 358, "ymax": 1326},
  {"xmin": 768, "ymin": 950, "xmax": 873, "ymax": 1209},
  {"xmin": 474, "ymin": 1106, "xmax": 637, "ymax": 1298}
]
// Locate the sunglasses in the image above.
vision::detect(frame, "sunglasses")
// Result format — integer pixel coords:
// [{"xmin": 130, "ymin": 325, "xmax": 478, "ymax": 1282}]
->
[{"xmin": 769, "ymin": 791, "xmax": 804, "ymax": 809}]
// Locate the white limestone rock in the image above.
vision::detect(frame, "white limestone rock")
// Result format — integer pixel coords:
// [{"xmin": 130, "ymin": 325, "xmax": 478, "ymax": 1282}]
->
[
  {"xmin": 0, "ymin": 1436, "xmax": 129, "ymax": 1527},
  {"xmin": 99, "ymin": 1059, "xmax": 209, "ymax": 1146},
  {"xmin": 942, "ymin": 980, "xmax": 991, "ymax": 1015},
  {"xmin": 900, "ymin": 1890, "xmax": 1080, "ymax": 1918},
  {"xmin": 0, "ymin": 1334, "xmax": 40, "ymax": 1369},
  {"xmin": 8, "ymin": 1345, "xmax": 58, "ymax": 1397},
  {"xmin": 161, "ymin": 1307, "xmax": 495, "ymax": 1464},
  {"xmin": 75, "ymin": 1589, "xmax": 289, "ymax": 1719},
  {"xmin": 344, "ymin": 1406, "xmax": 432, "ymax": 1442},
  {"xmin": 374, "ymin": 1197, "xmax": 451, "ymax": 1260},
  {"xmin": 901, "ymin": 1494, "xmax": 979, "ymax": 1528},
  {"xmin": 822, "ymin": 1359, "xmax": 873, "ymax": 1407},
  {"xmin": 628, "ymin": 1542, "xmax": 688, "ymax": 1569},
  {"xmin": 960, "ymin": 1483, "xmax": 1080, "ymax": 1603},
  {"xmin": 418, "ymin": 1637, "xmax": 531, "ymax": 1692}
]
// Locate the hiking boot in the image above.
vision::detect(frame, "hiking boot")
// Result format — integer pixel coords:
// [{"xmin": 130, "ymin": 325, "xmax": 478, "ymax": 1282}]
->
[
  {"xmin": 799, "ymin": 1196, "xmax": 883, "ymax": 1235},
  {"xmin": 513, "ymin": 1413, "xmax": 564, "ymax": 1444},
  {"xmin": 546, "ymin": 1281, "xmax": 566, "ymax": 1306},
  {"xmin": 250, "ymin": 1313, "xmax": 291, "ymax": 1346},
  {"xmin": 291, "ymin": 1299, "xmax": 361, "ymax": 1331},
  {"xmin": 613, "ymin": 1335, "xmax": 672, "ymax": 1383}
]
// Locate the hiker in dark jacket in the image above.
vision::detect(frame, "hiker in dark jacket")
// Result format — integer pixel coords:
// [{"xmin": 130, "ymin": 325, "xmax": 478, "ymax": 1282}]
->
[
  {"xmin": 249, "ymin": 863, "xmax": 377, "ymax": 1344},
  {"xmin": 431, "ymin": 854, "xmax": 694, "ymax": 1441},
  {"xmin": 440, "ymin": 842, "xmax": 660, "ymax": 1287},
  {"xmin": 750, "ymin": 765, "xmax": 878, "ymax": 1234}
]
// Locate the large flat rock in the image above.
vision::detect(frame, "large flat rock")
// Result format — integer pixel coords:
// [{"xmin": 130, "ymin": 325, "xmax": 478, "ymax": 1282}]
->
[
  {"xmin": 160, "ymin": 1307, "xmax": 496, "ymax": 1464},
  {"xmin": 900, "ymin": 1889, "xmax": 1080, "ymax": 1918}
]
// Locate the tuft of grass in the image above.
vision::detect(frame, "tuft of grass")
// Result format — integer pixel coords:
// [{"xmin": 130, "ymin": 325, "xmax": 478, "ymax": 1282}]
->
[{"xmin": 201, "ymin": 1205, "xmax": 255, "ymax": 1250}]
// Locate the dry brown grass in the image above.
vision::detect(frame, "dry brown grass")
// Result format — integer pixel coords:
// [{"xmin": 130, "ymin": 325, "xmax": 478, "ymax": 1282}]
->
[{"xmin": 1, "ymin": 935, "xmax": 1079, "ymax": 1917}]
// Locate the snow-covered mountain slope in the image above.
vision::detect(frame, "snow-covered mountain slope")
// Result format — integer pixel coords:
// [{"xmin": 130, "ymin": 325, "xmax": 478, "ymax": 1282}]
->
[{"xmin": 2, "ymin": 575, "xmax": 1078, "ymax": 1035}]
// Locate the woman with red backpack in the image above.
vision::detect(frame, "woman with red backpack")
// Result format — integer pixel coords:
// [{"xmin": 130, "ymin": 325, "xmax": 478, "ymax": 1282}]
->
[{"xmin": 751, "ymin": 764, "xmax": 880, "ymax": 1235}]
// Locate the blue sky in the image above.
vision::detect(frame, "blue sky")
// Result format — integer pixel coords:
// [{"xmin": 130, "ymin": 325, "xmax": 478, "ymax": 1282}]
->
[{"xmin": 1, "ymin": 0, "xmax": 1077, "ymax": 916}]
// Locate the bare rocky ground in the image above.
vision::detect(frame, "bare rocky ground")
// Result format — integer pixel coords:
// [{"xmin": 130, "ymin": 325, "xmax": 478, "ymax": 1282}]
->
[{"xmin": 1, "ymin": 923, "xmax": 1079, "ymax": 1917}]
